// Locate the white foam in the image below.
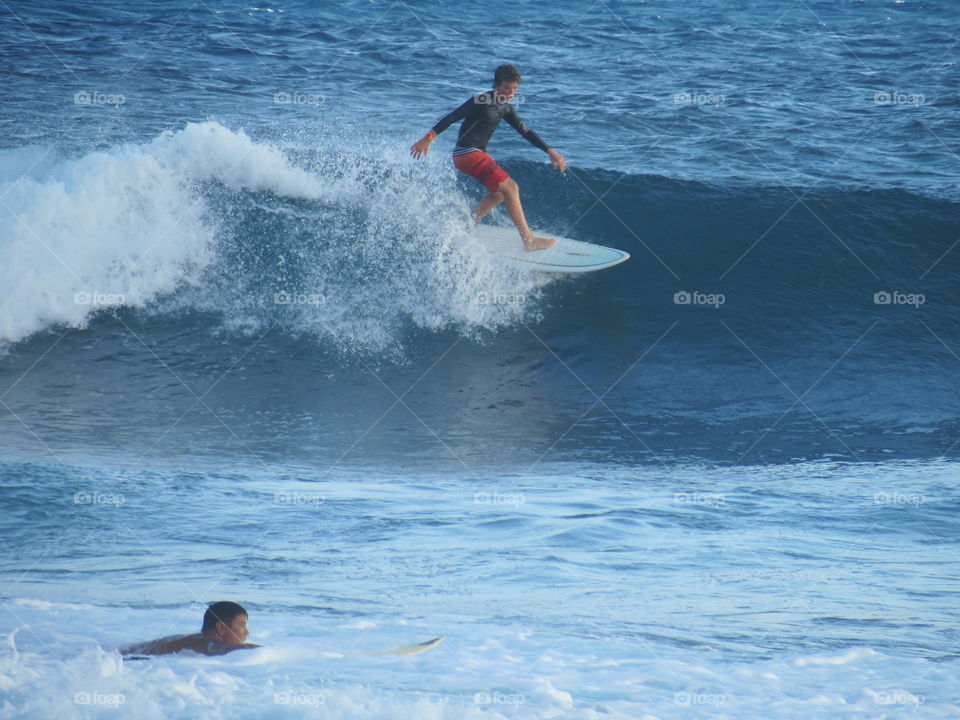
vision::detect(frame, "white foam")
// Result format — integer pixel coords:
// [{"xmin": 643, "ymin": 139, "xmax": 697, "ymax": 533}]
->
[
  {"xmin": 1, "ymin": 121, "xmax": 554, "ymax": 353},
  {"xmin": 536, "ymin": 677, "xmax": 574, "ymax": 708},
  {"xmin": 145, "ymin": 122, "xmax": 325, "ymax": 199},
  {"xmin": 2, "ymin": 603, "xmax": 959, "ymax": 719},
  {"xmin": 0, "ymin": 122, "xmax": 331, "ymax": 348}
]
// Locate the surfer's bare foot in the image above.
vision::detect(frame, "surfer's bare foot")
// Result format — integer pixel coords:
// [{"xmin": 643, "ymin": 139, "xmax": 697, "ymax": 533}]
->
[{"xmin": 522, "ymin": 234, "xmax": 556, "ymax": 252}]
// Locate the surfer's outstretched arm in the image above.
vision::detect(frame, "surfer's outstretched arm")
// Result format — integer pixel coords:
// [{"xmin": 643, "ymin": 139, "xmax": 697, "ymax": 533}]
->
[
  {"xmin": 502, "ymin": 105, "xmax": 567, "ymax": 172},
  {"xmin": 411, "ymin": 96, "xmax": 473, "ymax": 158}
]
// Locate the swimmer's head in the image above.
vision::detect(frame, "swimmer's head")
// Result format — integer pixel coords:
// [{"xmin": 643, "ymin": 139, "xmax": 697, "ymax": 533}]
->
[
  {"xmin": 493, "ymin": 65, "xmax": 522, "ymax": 103},
  {"xmin": 494, "ymin": 64, "xmax": 522, "ymax": 86},
  {"xmin": 201, "ymin": 601, "xmax": 250, "ymax": 644}
]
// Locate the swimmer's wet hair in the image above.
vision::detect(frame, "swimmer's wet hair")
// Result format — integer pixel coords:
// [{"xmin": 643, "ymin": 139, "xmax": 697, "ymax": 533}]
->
[
  {"xmin": 494, "ymin": 64, "xmax": 522, "ymax": 86},
  {"xmin": 202, "ymin": 601, "xmax": 248, "ymax": 633}
]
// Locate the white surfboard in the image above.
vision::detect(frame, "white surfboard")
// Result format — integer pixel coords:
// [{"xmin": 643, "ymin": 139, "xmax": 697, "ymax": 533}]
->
[
  {"xmin": 472, "ymin": 225, "xmax": 629, "ymax": 273},
  {"xmin": 359, "ymin": 635, "xmax": 444, "ymax": 656}
]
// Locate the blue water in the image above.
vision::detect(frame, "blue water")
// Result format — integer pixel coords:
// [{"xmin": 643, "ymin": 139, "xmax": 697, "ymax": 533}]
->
[{"xmin": 1, "ymin": 1, "xmax": 958, "ymax": 717}]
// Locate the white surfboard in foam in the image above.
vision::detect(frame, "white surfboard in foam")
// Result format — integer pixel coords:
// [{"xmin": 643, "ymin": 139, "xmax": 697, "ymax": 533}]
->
[{"xmin": 359, "ymin": 635, "xmax": 445, "ymax": 656}]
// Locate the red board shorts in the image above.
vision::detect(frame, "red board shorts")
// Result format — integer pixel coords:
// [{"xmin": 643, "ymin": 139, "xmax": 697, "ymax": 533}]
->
[{"xmin": 452, "ymin": 151, "xmax": 510, "ymax": 193}]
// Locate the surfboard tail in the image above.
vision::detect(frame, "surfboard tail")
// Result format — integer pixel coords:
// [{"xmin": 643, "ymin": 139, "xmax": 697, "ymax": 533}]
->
[{"xmin": 362, "ymin": 635, "xmax": 445, "ymax": 656}]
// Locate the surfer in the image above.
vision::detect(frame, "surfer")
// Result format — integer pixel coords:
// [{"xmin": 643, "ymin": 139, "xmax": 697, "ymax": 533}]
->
[
  {"xmin": 119, "ymin": 601, "xmax": 260, "ymax": 657},
  {"xmin": 410, "ymin": 64, "xmax": 566, "ymax": 252}
]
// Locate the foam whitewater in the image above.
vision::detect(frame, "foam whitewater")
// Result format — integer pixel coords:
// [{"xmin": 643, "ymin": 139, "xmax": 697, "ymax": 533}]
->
[{"xmin": 0, "ymin": 121, "xmax": 554, "ymax": 356}]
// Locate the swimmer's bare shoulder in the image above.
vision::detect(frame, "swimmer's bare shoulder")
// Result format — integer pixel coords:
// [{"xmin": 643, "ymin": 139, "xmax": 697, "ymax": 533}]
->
[{"xmin": 121, "ymin": 633, "xmax": 259, "ymax": 657}]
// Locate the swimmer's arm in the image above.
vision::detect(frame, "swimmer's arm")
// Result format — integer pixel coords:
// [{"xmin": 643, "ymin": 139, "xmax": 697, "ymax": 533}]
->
[
  {"xmin": 504, "ymin": 106, "xmax": 566, "ymax": 171},
  {"xmin": 119, "ymin": 634, "xmax": 198, "ymax": 656},
  {"xmin": 412, "ymin": 95, "xmax": 475, "ymax": 157},
  {"xmin": 430, "ymin": 95, "xmax": 476, "ymax": 137},
  {"xmin": 120, "ymin": 634, "xmax": 260, "ymax": 657}
]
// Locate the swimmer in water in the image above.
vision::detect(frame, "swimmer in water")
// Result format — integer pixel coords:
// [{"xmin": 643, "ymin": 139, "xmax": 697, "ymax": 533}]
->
[{"xmin": 120, "ymin": 601, "xmax": 260, "ymax": 657}]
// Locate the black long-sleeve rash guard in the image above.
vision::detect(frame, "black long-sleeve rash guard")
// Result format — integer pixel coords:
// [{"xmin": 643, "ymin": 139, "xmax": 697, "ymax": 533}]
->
[{"xmin": 431, "ymin": 91, "xmax": 551, "ymax": 156}]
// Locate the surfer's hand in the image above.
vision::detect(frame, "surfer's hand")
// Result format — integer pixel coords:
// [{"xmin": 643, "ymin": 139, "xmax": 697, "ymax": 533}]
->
[
  {"xmin": 410, "ymin": 131, "xmax": 436, "ymax": 159},
  {"xmin": 547, "ymin": 148, "xmax": 566, "ymax": 172}
]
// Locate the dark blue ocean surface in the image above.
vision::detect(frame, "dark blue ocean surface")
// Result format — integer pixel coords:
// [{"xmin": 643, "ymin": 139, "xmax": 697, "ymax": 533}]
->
[
  {"xmin": 1, "ymin": 2, "xmax": 959, "ymax": 718},
  {"xmin": 2, "ymin": 0, "xmax": 958, "ymax": 193}
]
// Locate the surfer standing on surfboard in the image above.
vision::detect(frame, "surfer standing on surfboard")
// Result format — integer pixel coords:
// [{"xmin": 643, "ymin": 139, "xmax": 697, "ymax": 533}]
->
[{"xmin": 410, "ymin": 64, "xmax": 566, "ymax": 252}]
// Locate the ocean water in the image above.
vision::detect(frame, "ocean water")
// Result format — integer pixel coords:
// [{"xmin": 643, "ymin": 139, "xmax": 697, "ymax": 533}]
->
[{"xmin": 1, "ymin": 1, "xmax": 958, "ymax": 717}]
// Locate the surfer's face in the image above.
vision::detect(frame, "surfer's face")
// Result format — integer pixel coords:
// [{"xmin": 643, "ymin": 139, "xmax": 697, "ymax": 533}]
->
[
  {"xmin": 493, "ymin": 81, "xmax": 519, "ymax": 103},
  {"xmin": 216, "ymin": 614, "xmax": 249, "ymax": 644}
]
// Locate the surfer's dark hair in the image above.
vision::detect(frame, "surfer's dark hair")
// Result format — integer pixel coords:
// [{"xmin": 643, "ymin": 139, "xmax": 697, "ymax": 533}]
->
[
  {"xmin": 494, "ymin": 64, "xmax": 522, "ymax": 86},
  {"xmin": 202, "ymin": 601, "xmax": 248, "ymax": 633}
]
